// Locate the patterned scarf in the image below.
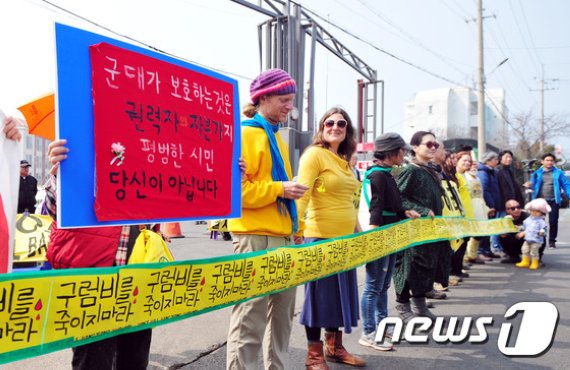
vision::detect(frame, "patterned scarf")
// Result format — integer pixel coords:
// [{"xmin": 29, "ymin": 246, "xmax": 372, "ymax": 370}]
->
[
  {"xmin": 242, "ymin": 113, "xmax": 298, "ymax": 233},
  {"xmin": 411, "ymin": 158, "xmax": 442, "ymax": 186}
]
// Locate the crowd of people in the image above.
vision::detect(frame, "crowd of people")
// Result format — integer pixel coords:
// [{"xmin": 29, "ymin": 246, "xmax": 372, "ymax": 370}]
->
[
  {"xmin": 3, "ymin": 67, "xmax": 570, "ymax": 370},
  {"xmin": 221, "ymin": 68, "xmax": 570, "ymax": 370}
]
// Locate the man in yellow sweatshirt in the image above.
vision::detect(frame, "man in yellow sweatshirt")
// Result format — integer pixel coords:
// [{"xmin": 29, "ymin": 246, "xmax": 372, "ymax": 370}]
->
[{"xmin": 226, "ymin": 69, "xmax": 308, "ymax": 370}]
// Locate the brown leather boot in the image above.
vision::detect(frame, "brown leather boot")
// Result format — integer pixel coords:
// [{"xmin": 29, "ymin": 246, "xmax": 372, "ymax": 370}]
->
[
  {"xmin": 306, "ymin": 342, "xmax": 330, "ymax": 370},
  {"xmin": 324, "ymin": 331, "xmax": 366, "ymax": 367}
]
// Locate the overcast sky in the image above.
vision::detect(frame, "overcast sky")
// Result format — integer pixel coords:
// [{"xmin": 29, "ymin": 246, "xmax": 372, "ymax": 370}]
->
[{"xmin": 1, "ymin": 0, "xmax": 569, "ymax": 153}]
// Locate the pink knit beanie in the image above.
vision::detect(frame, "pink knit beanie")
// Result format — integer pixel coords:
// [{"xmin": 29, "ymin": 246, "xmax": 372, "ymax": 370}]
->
[
  {"xmin": 250, "ymin": 69, "xmax": 297, "ymax": 105},
  {"xmin": 525, "ymin": 198, "xmax": 552, "ymax": 214}
]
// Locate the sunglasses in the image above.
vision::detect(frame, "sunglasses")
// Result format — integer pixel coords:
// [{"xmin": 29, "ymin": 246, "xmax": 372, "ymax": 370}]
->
[
  {"xmin": 324, "ymin": 119, "xmax": 348, "ymax": 129},
  {"xmin": 421, "ymin": 141, "xmax": 440, "ymax": 150},
  {"xmin": 507, "ymin": 206, "xmax": 521, "ymax": 211}
]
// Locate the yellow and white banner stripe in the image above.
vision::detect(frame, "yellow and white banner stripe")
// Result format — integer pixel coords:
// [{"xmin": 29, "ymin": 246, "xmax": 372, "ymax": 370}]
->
[{"xmin": 0, "ymin": 216, "xmax": 515, "ymax": 364}]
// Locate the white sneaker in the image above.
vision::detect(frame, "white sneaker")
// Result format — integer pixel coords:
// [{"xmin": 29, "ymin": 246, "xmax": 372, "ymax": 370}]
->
[
  {"xmin": 358, "ymin": 333, "xmax": 394, "ymax": 351},
  {"xmin": 433, "ymin": 282, "xmax": 448, "ymax": 292}
]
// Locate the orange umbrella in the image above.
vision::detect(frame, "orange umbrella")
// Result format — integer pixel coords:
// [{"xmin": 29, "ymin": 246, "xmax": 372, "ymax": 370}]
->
[{"xmin": 17, "ymin": 93, "xmax": 55, "ymax": 141}]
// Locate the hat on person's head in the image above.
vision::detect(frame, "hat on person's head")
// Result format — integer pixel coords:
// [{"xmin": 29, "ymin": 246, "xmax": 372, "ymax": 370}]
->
[
  {"xmin": 525, "ymin": 198, "xmax": 552, "ymax": 214},
  {"xmin": 250, "ymin": 68, "xmax": 297, "ymax": 105},
  {"xmin": 480, "ymin": 151, "xmax": 499, "ymax": 163},
  {"xmin": 20, "ymin": 160, "xmax": 31, "ymax": 168},
  {"xmin": 374, "ymin": 132, "xmax": 411, "ymax": 152}
]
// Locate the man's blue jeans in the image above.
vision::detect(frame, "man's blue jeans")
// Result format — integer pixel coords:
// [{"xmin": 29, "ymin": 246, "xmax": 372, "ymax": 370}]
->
[
  {"xmin": 491, "ymin": 211, "xmax": 506, "ymax": 252},
  {"xmin": 360, "ymin": 254, "xmax": 396, "ymax": 335}
]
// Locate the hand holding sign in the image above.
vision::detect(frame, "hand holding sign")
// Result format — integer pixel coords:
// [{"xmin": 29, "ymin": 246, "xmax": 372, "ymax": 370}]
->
[
  {"xmin": 47, "ymin": 139, "xmax": 69, "ymax": 176},
  {"xmin": 2, "ymin": 116, "xmax": 23, "ymax": 142}
]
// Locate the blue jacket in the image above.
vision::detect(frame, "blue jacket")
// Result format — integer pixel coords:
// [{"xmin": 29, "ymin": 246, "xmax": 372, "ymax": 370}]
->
[
  {"xmin": 530, "ymin": 166, "xmax": 570, "ymax": 205},
  {"xmin": 477, "ymin": 163, "xmax": 504, "ymax": 212}
]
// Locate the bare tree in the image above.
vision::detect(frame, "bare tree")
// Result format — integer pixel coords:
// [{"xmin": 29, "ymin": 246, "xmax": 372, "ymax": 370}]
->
[
  {"xmin": 543, "ymin": 113, "xmax": 570, "ymax": 144},
  {"xmin": 508, "ymin": 111, "xmax": 535, "ymax": 159},
  {"xmin": 507, "ymin": 110, "xmax": 570, "ymax": 159}
]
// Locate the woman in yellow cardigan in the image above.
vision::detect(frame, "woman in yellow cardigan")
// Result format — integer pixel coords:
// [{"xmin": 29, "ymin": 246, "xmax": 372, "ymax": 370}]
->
[
  {"xmin": 296, "ymin": 107, "xmax": 364, "ymax": 370},
  {"xmin": 456, "ymin": 151, "xmax": 491, "ymax": 265}
]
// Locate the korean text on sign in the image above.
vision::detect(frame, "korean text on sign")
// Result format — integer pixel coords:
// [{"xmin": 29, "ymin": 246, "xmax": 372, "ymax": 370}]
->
[{"xmin": 90, "ymin": 42, "xmax": 235, "ymax": 222}]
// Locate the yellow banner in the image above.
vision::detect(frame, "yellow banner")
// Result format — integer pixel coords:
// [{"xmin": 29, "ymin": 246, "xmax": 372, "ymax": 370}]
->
[
  {"xmin": 13, "ymin": 214, "xmax": 51, "ymax": 263},
  {"xmin": 0, "ymin": 217, "xmax": 515, "ymax": 364},
  {"xmin": 208, "ymin": 219, "xmax": 229, "ymax": 232}
]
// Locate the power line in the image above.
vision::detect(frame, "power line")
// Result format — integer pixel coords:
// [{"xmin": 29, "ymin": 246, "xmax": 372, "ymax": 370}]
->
[
  {"xmin": 483, "ymin": 90, "xmax": 521, "ymax": 144},
  {"xmin": 531, "ymin": 65, "xmax": 559, "ymax": 152},
  {"xmin": 440, "ymin": 0, "xmax": 470, "ymax": 22},
  {"xmin": 355, "ymin": 0, "xmax": 469, "ymax": 76},
  {"xmin": 40, "ymin": 0, "xmax": 466, "ymax": 87},
  {"xmin": 177, "ymin": 0, "xmax": 261, "ymax": 18},
  {"xmin": 516, "ymin": 0, "xmax": 543, "ymax": 67},
  {"xmin": 330, "ymin": 0, "xmax": 406, "ymax": 42},
  {"xmin": 296, "ymin": 2, "xmax": 465, "ymax": 86},
  {"xmin": 486, "ymin": 11, "xmax": 534, "ymax": 92},
  {"xmin": 38, "ymin": 0, "xmax": 255, "ymax": 82},
  {"xmin": 454, "ymin": 0, "xmax": 475, "ymax": 19},
  {"xmin": 483, "ymin": 28, "xmax": 529, "ymax": 113},
  {"xmin": 486, "ymin": 45, "xmax": 570, "ymax": 50},
  {"xmin": 507, "ymin": 0, "xmax": 541, "ymax": 72}
]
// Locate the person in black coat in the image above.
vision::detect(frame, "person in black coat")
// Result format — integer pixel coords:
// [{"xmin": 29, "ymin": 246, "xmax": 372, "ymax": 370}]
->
[
  {"xmin": 496, "ymin": 150, "xmax": 524, "ymax": 206},
  {"xmin": 499, "ymin": 199, "xmax": 528, "ymax": 263},
  {"xmin": 18, "ymin": 160, "xmax": 38, "ymax": 213}
]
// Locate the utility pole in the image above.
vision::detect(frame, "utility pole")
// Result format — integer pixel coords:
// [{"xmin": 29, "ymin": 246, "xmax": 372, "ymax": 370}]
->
[
  {"xmin": 540, "ymin": 68, "xmax": 544, "ymax": 153},
  {"xmin": 476, "ymin": 0, "xmax": 486, "ymax": 158},
  {"xmin": 467, "ymin": 0, "xmax": 496, "ymax": 158},
  {"xmin": 533, "ymin": 64, "xmax": 559, "ymax": 153}
]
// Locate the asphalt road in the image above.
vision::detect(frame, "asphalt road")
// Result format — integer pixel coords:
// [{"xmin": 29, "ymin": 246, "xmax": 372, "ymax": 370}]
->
[{"xmin": 4, "ymin": 210, "xmax": 570, "ymax": 370}]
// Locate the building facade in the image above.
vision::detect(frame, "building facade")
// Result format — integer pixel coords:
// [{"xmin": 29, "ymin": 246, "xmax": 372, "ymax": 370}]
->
[
  {"xmin": 403, "ymin": 86, "xmax": 507, "ymax": 149},
  {"xmin": 22, "ymin": 131, "xmax": 51, "ymax": 185}
]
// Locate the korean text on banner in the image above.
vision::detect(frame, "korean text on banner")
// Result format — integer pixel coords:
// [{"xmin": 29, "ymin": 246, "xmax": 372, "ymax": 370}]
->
[{"xmin": 0, "ymin": 217, "xmax": 517, "ymax": 364}]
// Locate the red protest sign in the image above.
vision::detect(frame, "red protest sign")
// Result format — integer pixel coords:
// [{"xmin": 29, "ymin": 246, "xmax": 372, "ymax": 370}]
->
[
  {"xmin": 356, "ymin": 142, "xmax": 374, "ymax": 152},
  {"xmin": 90, "ymin": 42, "xmax": 234, "ymax": 221},
  {"xmin": 357, "ymin": 161, "xmax": 373, "ymax": 170}
]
